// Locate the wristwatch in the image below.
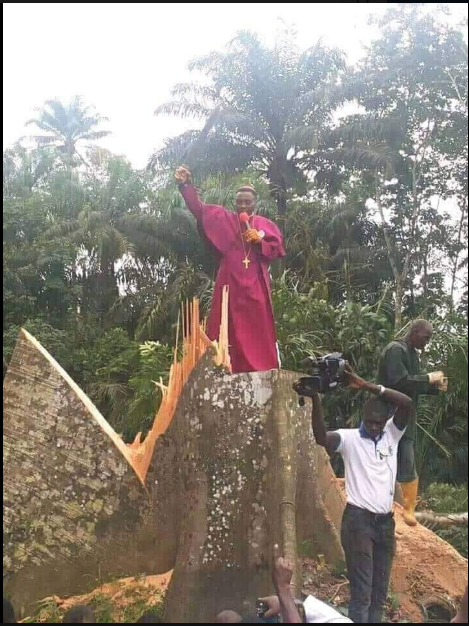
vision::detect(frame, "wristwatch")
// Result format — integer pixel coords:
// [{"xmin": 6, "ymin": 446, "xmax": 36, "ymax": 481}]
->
[{"xmin": 379, "ymin": 385, "xmax": 386, "ymax": 397}]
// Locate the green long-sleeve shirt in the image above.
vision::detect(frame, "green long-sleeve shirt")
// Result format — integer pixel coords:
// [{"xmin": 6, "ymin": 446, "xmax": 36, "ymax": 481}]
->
[{"xmin": 377, "ymin": 339, "xmax": 438, "ymax": 440}]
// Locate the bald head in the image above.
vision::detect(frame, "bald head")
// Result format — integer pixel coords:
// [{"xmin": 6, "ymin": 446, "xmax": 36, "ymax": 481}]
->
[{"xmin": 407, "ymin": 319, "xmax": 433, "ymax": 350}]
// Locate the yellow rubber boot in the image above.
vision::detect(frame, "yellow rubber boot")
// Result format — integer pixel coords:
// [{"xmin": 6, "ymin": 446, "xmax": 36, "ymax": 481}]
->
[{"xmin": 401, "ymin": 478, "xmax": 419, "ymax": 527}]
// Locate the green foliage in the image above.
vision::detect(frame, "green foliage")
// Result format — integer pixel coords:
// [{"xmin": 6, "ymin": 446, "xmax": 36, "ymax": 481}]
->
[
  {"xmin": 26, "ymin": 96, "xmax": 110, "ymax": 168},
  {"xmin": 79, "ymin": 330, "xmax": 173, "ymax": 440},
  {"xmin": 416, "ymin": 327, "xmax": 468, "ymax": 484},
  {"xmin": 3, "ymin": 7, "xmax": 468, "ymax": 490},
  {"xmin": 3, "ymin": 319, "xmax": 71, "ymax": 371},
  {"xmin": 151, "ymin": 29, "xmax": 355, "ymax": 215},
  {"xmin": 89, "ymin": 594, "xmax": 115, "ymax": 623},
  {"xmin": 420, "ymin": 484, "xmax": 468, "ymax": 558}
]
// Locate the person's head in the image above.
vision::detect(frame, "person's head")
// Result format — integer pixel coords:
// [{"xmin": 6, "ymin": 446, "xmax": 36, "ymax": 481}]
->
[
  {"xmin": 136, "ymin": 612, "xmax": 163, "ymax": 623},
  {"xmin": 3, "ymin": 598, "xmax": 16, "ymax": 624},
  {"xmin": 62, "ymin": 605, "xmax": 95, "ymax": 624},
  {"xmin": 406, "ymin": 319, "xmax": 433, "ymax": 350},
  {"xmin": 216, "ymin": 610, "xmax": 243, "ymax": 623},
  {"xmin": 362, "ymin": 397, "xmax": 389, "ymax": 439},
  {"xmin": 235, "ymin": 186, "xmax": 257, "ymax": 216}
]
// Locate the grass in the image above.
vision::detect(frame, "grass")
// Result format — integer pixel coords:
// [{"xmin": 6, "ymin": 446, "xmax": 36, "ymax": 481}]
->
[
  {"xmin": 22, "ymin": 598, "xmax": 62, "ymax": 624},
  {"xmin": 420, "ymin": 483, "xmax": 468, "ymax": 558},
  {"xmin": 89, "ymin": 593, "xmax": 115, "ymax": 623}
]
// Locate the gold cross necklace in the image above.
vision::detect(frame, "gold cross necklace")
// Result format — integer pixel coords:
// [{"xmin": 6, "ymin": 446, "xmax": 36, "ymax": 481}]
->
[{"xmin": 238, "ymin": 215, "xmax": 254, "ymax": 270}]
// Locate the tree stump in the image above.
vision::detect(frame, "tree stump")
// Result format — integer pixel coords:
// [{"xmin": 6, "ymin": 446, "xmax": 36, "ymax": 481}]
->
[
  {"xmin": 3, "ymin": 331, "xmax": 344, "ymax": 620},
  {"xmin": 4, "ymin": 330, "xmax": 467, "ymax": 623}
]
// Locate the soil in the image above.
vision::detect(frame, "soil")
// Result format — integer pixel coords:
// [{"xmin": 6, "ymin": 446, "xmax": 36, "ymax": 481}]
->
[{"xmin": 392, "ymin": 503, "xmax": 466, "ymax": 623}]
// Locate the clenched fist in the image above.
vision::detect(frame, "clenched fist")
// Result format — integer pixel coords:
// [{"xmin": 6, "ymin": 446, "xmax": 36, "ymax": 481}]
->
[
  {"xmin": 244, "ymin": 229, "xmax": 263, "ymax": 244},
  {"xmin": 175, "ymin": 165, "xmax": 192, "ymax": 185}
]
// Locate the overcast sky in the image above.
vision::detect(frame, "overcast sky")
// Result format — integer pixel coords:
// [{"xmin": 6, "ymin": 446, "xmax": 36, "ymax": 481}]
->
[{"xmin": 3, "ymin": 3, "xmax": 468, "ymax": 169}]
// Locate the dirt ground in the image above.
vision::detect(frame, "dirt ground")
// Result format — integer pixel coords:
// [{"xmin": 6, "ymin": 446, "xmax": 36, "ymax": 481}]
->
[{"xmin": 392, "ymin": 503, "xmax": 467, "ymax": 622}]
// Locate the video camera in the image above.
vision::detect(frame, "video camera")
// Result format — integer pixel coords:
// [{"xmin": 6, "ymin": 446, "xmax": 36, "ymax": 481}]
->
[{"xmin": 294, "ymin": 352, "xmax": 347, "ymax": 404}]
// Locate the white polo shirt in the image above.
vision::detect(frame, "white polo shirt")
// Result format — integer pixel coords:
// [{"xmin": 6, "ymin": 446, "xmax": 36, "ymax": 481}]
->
[
  {"xmin": 336, "ymin": 418, "xmax": 406, "ymax": 515},
  {"xmin": 304, "ymin": 596, "xmax": 353, "ymax": 623}
]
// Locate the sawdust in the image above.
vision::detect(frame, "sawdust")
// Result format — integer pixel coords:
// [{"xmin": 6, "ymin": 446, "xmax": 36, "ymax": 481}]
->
[{"xmin": 21, "ymin": 572, "xmax": 172, "ymax": 623}]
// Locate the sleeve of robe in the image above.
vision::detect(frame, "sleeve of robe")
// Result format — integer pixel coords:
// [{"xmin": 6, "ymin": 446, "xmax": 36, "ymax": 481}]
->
[
  {"xmin": 178, "ymin": 183, "xmax": 233, "ymax": 256},
  {"xmin": 257, "ymin": 217, "xmax": 286, "ymax": 261}
]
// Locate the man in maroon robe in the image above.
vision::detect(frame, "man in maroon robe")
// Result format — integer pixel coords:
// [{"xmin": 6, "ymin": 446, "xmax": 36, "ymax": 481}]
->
[{"xmin": 175, "ymin": 165, "xmax": 286, "ymax": 374}]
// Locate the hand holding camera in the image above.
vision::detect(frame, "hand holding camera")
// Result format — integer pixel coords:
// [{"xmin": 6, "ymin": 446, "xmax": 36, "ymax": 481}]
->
[{"xmin": 294, "ymin": 353, "xmax": 365, "ymax": 402}]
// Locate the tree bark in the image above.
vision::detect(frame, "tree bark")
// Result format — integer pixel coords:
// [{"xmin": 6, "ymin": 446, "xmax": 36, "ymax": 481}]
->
[
  {"xmin": 163, "ymin": 358, "xmax": 345, "ymax": 623},
  {"xmin": 394, "ymin": 280, "xmax": 404, "ymax": 331}
]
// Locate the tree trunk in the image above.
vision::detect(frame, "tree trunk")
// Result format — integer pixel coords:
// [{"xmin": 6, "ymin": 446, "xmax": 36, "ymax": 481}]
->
[
  {"xmin": 395, "ymin": 279, "xmax": 405, "ymax": 331},
  {"xmin": 422, "ymin": 251, "xmax": 429, "ymax": 315},
  {"xmin": 450, "ymin": 202, "xmax": 467, "ymax": 313},
  {"xmin": 3, "ymin": 332, "xmax": 344, "ymax": 619},
  {"xmin": 4, "ymin": 330, "xmax": 467, "ymax": 623},
  {"xmin": 374, "ymin": 173, "xmax": 407, "ymax": 331},
  {"xmin": 162, "ymin": 359, "xmax": 344, "ymax": 623}
]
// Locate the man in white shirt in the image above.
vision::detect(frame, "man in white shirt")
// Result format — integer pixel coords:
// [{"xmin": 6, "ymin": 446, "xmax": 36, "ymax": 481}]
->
[{"xmin": 295, "ymin": 364, "xmax": 412, "ymax": 624}]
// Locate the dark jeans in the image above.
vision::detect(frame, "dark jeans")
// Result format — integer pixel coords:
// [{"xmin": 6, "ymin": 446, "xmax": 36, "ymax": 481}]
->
[{"xmin": 341, "ymin": 504, "xmax": 396, "ymax": 624}]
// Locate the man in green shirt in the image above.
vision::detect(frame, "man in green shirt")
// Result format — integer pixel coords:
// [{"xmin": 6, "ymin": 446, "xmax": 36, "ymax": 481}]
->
[{"xmin": 377, "ymin": 319, "xmax": 447, "ymax": 526}]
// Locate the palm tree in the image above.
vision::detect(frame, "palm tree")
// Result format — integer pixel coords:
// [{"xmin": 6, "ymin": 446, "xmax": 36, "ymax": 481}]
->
[
  {"xmin": 149, "ymin": 31, "xmax": 393, "ymax": 220},
  {"xmin": 149, "ymin": 32, "xmax": 345, "ymax": 216},
  {"xmin": 27, "ymin": 96, "xmax": 110, "ymax": 169}
]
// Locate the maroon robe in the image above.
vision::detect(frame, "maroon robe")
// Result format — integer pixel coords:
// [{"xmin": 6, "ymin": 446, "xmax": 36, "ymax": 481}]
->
[{"xmin": 179, "ymin": 184, "xmax": 286, "ymax": 373}]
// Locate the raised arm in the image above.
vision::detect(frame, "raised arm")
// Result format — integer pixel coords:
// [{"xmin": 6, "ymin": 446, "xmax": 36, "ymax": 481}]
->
[
  {"xmin": 175, "ymin": 165, "xmax": 205, "ymax": 221},
  {"xmin": 347, "ymin": 364, "xmax": 413, "ymax": 431},
  {"xmin": 271, "ymin": 545, "xmax": 303, "ymax": 624},
  {"xmin": 312, "ymin": 393, "xmax": 342, "ymax": 456},
  {"xmin": 293, "ymin": 379, "xmax": 341, "ymax": 456}
]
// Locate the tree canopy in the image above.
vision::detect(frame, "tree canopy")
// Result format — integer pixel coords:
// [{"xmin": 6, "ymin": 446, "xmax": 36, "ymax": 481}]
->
[{"xmin": 3, "ymin": 4, "xmax": 467, "ymax": 484}]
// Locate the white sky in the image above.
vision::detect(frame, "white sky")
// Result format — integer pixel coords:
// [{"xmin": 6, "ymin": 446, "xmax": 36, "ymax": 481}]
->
[{"xmin": 3, "ymin": 3, "xmax": 468, "ymax": 169}]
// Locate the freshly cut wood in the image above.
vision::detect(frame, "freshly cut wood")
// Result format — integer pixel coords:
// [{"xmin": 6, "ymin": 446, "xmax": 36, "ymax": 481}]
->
[{"xmin": 127, "ymin": 293, "xmax": 232, "ymax": 483}]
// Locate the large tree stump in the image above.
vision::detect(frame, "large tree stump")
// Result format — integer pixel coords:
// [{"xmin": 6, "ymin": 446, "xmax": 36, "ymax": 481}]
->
[
  {"xmin": 3, "ymin": 331, "xmax": 343, "ymax": 619},
  {"xmin": 3, "ymin": 330, "xmax": 178, "ymax": 609},
  {"xmin": 3, "ymin": 330, "xmax": 467, "ymax": 622},
  {"xmin": 160, "ymin": 355, "xmax": 344, "ymax": 623}
]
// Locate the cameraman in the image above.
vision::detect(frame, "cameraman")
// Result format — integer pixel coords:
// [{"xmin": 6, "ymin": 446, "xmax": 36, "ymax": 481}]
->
[{"xmin": 295, "ymin": 365, "xmax": 412, "ymax": 624}]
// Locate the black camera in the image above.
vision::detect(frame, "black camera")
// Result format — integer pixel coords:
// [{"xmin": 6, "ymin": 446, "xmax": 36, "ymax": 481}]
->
[
  {"xmin": 255, "ymin": 600, "xmax": 279, "ymax": 623},
  {"xmin": 294, "ymin": 352, "xmax": 346, "ymax": 402}
]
